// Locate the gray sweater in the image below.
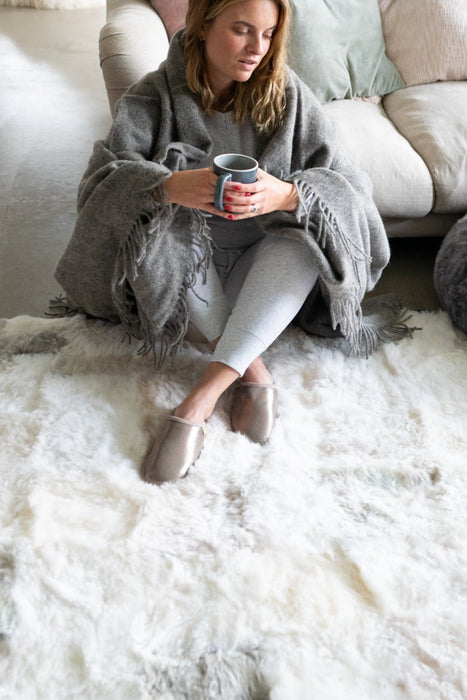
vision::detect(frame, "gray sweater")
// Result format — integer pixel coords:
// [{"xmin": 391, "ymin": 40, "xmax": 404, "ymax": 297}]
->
[{"xmin": 55, "ymin": 30, "xmax": 395, "ymax": 363}]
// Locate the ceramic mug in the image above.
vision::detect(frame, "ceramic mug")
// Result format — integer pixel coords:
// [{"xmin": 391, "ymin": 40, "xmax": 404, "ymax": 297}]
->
[{"xmin": 213, "ymin": 153, "xmax": 258, "ymax": 211}]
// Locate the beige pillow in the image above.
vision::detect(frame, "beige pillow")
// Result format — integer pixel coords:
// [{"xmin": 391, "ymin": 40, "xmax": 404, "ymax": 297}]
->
[
  {"xmin": 378, "ymin": 0, "xmax": 467, "ymax": 86},
  {"xmin": 384, "ymin": 82, "xmax": 467, "ymax": 213},
  {"xmin": 149, "ymin": 0, "xmax": 188, "ymax": 39}
]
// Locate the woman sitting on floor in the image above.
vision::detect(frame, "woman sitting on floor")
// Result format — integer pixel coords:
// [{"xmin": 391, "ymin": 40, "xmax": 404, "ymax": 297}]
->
[{"xmin": 55, "ymin": 0, "xmax": 394, "ymax": 484}]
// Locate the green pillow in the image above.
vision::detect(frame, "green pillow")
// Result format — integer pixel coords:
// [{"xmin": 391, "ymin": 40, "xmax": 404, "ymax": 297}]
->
[{"xmin": 288, "ymin": 0, "xmax": 405, "ymax": 102}]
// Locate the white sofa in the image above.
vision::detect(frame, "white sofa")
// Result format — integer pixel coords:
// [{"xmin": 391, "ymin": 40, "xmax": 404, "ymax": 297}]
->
[{"xmin": 98, "ymin": 0, "xmax": 467, "ymax": 238}]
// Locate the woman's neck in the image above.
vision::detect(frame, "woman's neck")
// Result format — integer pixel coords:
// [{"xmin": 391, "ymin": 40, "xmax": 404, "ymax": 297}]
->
[{"xmin": 212, "ymin": 86, "xmax": 235, "ymax": 113}]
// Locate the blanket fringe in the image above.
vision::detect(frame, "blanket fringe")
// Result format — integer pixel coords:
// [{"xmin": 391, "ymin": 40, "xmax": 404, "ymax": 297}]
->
[
  {"xmin": 329, "ymin": 293, "xmax": 362, "ymax": 339},
  {"xmin": 46, "ymin": 295, "xmax": 80, "ymax": 318},
  {"xmin": 292, "ymin": 179, "xmax": 416, "ymax": 357},
  {"xmin": 294, "ymin": 179, "xmax": 372, "ymax": 289},
  {"xmin": 295, "ymin": 178, "xmax": 368, "ymax": 345},
  {"xmin": 135, "ymin": 290, "xmax": 189, "ymax": 366},
  {"xmin": 184, "ymin": 209, "xmax": 213, "ymax": 288},
  {"xmin": 347, "ymin": 301, "xmax": 421, "ymax": 358},
  {"xmin": 111, "ymin": 200, "xmax": 212, "ymax": 368}
]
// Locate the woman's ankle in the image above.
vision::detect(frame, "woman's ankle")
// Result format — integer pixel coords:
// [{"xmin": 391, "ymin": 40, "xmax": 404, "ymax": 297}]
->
[
  {"xmin": 242, "ymin": 357, "xmax": 273, "ymax": 385},
  {"xmin": 174, "ymin": 361, "xmax": 240, "ymax": 423},
  {"xmin": 173, "ymin": 397, "xmax": 212, "ymax": 424}
]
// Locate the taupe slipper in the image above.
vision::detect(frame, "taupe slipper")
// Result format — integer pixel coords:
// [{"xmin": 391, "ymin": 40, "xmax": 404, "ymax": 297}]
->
[
  {"xmin": 141, "ymin": 415, "xmax": 207, "ymax": 484},
  {"xmin": 230, "ymin": 382, "xmax": 278, "ymax": 444}
]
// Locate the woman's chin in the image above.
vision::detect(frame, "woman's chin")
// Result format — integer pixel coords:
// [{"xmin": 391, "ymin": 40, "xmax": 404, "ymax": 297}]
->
[{"xmin": 234, "ymin": 73, "xmax": 255, "ymax": 84}]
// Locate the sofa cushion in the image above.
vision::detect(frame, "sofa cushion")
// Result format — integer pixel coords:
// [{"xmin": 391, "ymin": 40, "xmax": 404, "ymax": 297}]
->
[
  {"xmin": 378, "ymin": 0, "xmax": 467, "ymax": 86},
  {"xmin": 384, "ymin": 82, "xmax": 467, "ymax": 213},
  {"xmin": 149, "ymin": 0, "xmax": 187, "ymax": 39},
  {"xmin": 288, "ymin": 0, "xmax": 405, "ymax": 103},
  {"xmin": 323, "ymin": 99, "xmax": 433, "ymax": 218}
]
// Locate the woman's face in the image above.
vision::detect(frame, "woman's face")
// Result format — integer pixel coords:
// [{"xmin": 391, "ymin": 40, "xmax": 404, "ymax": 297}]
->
[{"xmin": 203, "ymin": 0, "xmax": 279, "ymax": 99}]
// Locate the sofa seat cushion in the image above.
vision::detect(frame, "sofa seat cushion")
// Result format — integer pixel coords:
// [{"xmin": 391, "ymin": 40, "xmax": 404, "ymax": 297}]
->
[
  {"xmin": 323, "ymin": 99, "xmax": 433, "ymax": 218},
  {"xmin": 384, "ymin": 82, "xmax": 467, "ymax": 214}
]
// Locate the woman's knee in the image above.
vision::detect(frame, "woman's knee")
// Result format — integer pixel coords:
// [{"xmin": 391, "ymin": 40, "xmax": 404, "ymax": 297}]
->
[{"xmin": 254, "ymin": 234, "xmax": 315, "ymax": 271}]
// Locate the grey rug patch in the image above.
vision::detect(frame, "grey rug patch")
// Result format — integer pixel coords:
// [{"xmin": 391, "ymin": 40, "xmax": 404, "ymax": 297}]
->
[
  {"xmin": 0, "ymin": 327, "xmax": 68, "ymax": 356},
  {"xmin": 0, "ymin": 548, "xmax": 16, "ymax": 639},
  {"xmin": 145, "ymin": 648, "xmax": 269, "ymax": 700}
]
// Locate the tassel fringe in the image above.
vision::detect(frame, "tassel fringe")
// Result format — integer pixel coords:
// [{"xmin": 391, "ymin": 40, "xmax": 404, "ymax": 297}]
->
[
  {"xmin": 46, "ymin": 295, "xmax": 80, "ymax": 318},
  {"xmin": 347, "ymin": 301, "xmax": 421, "ymax": 359},
  {"xmin": 111, "ymin": 200, "xmax": 212, "ymax": 368},
  {"xmin": 293, "ymin": 179, "xmax": 419, "ymax": 355},
  {"xmin": 295, "ymin": 179, "xmax": 372, "ymax": 288}
]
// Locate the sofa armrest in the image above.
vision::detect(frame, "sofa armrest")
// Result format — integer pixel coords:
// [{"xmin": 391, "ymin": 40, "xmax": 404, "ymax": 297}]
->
[{"xmin": 99, "ymin": 0, "xmax": 169, "ymax": 116}]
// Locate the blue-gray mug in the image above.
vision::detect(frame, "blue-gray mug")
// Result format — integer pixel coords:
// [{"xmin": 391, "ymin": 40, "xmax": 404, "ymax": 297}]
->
[{"xmin": 213, "ymin": 153, "xmax": 258, "ymax": 211}]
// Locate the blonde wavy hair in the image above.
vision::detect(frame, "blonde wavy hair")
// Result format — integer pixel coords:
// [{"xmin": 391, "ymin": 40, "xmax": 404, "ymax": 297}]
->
[{"xmin": 184, "ymin": 0, "xmax": 291, "ymax": 133}]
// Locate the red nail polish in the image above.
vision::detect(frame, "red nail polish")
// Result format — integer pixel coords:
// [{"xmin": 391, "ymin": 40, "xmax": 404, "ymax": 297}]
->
[
  {"xmin": 234, "ymin": 186, "xmax": 242, "ymax": 191},
  {"xmin": 226, "ymin": 196, "xmax": 233, "ymax": 202},
  {"xmin": 245, "ymin": 192, "xmax": 252, "ymax": 197},
  {"xmin": 224, "ymin": 205, "xmax": 232, "ymax": 211},
  {"xmin": 228, "ymin": 215, "xmax": 234, "ymax": 220}
]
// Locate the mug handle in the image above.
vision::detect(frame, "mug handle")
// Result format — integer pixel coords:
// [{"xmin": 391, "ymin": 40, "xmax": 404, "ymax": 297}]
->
[{"xmin": 214, "ymin": 173, "xmax": 232, "ymax": 211}]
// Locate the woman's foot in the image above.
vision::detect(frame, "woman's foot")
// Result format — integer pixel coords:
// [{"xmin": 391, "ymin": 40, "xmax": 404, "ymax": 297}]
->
[
  {"xmin": 141, "ymin": 415, "xmax": 206, "ymax": 484},
  {"xmin": 173, "ymin": 361, "xmax": 240, "ymax": 424},
  {"xmin": 230, "ymin": 382, "xmax": 278, "ymax": 444},
  {"xmin": 141, "ymin": 361, "xmax": 240, "ymax": 484},
  {"xmin": 231, "ymin": 356, "xmax": 277, "ymax": 443}
]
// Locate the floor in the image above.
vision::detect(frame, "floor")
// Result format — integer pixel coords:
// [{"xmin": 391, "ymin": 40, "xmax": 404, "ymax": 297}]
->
[
  {"xmin": 0, "ymin": 7, "xmax": 442, "ymax": 319},
  {"xmin": 0, "ymin": 6, "xmax": 110, "ymax": 318}
]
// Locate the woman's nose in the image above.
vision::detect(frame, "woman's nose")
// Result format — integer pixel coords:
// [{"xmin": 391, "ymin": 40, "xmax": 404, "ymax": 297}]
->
[{"xmin": 247, "ymin": 34, "xmax": 265, "ymax": 56}]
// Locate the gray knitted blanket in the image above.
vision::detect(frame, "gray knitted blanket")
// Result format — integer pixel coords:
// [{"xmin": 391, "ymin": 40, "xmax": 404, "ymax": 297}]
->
[{"xmin": 55, "ymin": 30, "xmax": 410, "ymax": 363}]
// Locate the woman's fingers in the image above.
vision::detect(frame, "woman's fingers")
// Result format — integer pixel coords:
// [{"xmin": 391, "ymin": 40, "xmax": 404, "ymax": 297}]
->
[
  {"xmin": 164, "ymin": 168, "xmax": 217, "ymax": 209},
  {"xmin": 221, "ymin": 172, "xmax": 267, "ymax": 218},
  {"xmin": 221, "ymin": 172, "xmax": 264, "ymax": 217},
  {"xmin": 221, "ymin": 170, "xmax": 297, "ymax": 218}
]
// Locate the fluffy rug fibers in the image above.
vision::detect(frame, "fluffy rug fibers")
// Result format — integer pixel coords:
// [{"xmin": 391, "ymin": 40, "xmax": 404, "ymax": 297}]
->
[{"xmin": 0, "ymin": 311, "xmax": 466, "ymax": 699}]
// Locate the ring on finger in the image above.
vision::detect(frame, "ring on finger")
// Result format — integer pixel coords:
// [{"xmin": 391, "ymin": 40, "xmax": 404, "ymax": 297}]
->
[{"xmin": 251, "ymin": 204, "xmax": 258, "ymax": 214}]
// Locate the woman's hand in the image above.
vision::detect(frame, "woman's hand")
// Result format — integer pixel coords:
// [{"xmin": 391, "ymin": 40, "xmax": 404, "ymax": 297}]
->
[
  {"xmin": 156, "ymin": 167, "xmax": 298, "ymax": 220},
  {"xmin": 159, "ymin": 168, "xmax": 231, "ymax": 218},
  {"xmin": 220, "ymin": 168, "xmax": 298, "ymax": 220}
]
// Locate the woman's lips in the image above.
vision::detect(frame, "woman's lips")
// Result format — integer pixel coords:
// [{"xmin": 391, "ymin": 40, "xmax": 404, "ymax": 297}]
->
[{"xmin": 238, "ymin": 60, "xmax": 257, "ymax": 69}]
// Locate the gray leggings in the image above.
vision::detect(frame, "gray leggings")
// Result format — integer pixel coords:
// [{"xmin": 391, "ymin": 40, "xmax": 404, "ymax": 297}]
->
[{"xmin": 186, "ymin": 234, "xmax": 319, "ymax": 376}]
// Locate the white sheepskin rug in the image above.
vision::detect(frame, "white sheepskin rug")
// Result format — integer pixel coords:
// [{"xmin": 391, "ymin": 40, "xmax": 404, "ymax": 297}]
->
[{"xmin": 1, "ymin": 311, "xmax": 466, "ymax": 699}]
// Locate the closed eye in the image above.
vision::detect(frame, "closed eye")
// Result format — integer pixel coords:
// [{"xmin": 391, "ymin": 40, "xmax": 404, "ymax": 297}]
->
[
  {"xmin": 234, "ymin": 29, "xmax": 274, "ymax": 40},
  {"xmin": 232, "ymin": 21, "xmax": 277, "ymax": 39}
]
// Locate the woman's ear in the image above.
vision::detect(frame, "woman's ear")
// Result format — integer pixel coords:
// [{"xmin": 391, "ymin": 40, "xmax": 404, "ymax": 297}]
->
[{"xmin": 200, "ymin": 20, "xmax": 210, "ymax": 41}]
